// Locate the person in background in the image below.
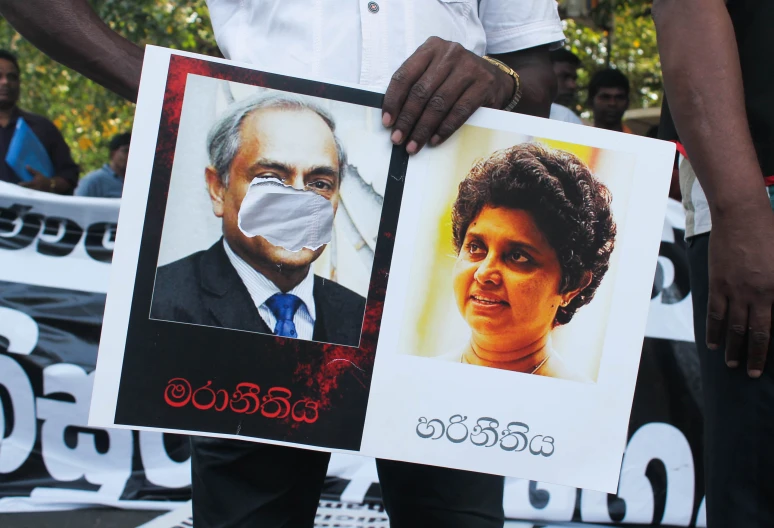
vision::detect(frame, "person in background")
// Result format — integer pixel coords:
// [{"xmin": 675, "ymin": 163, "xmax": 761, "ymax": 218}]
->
[
  {"xmin": 548, "ymin": 48, "xmax": 583, "ymax": 125},
  {"xmin": 588, "ymin": 68, "xmax": 631, "ymax": 133},
  {"xmin": 75, "ymin": 132, "xmax": 130, "ymax": 198},
  {"xmin": 0, "ymin": 49, "xmax": 79, "ymax": 194},
  {"xmin": 653, "ymin": 0, "xmax": 774, "ymax": 525}
]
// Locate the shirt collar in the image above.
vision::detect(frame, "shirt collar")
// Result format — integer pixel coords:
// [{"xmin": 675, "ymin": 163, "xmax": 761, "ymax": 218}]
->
[
  {"xmin": 222, "ymin": 239, "xmax": 316, "ymax": 320},
  {"xmin": 102, "ymin": 163, "xmax": 120, "ymax": 178}
]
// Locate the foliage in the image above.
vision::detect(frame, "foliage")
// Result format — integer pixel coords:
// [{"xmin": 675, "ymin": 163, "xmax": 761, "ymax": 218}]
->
[
  {"xmin": 561, "ymin": 1, "xmax": 662, "ymax": 119},
  {"xmin": 0, "ymin": 0, "xmax": 218, "ymax": 174}
]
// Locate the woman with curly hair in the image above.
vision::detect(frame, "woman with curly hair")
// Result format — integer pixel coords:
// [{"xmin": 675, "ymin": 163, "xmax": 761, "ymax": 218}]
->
[{"xmin": 449, "ymin": 143, "xmax": 616, "ymax": 381}]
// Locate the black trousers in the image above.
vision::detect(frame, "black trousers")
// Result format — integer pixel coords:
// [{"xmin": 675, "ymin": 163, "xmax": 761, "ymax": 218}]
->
[
  {"xmin": 688, "ymin": 233, "xmax": 774, "ymax": 526},
  {"xmin": 190, "ymin": 436, "xmax": 505, "ymax": 528}
]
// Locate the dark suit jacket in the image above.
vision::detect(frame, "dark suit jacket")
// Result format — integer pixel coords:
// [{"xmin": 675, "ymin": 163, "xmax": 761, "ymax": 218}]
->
[{"xmin": 150, "ymin": 241, "xmax": 366, "ymax": 347}]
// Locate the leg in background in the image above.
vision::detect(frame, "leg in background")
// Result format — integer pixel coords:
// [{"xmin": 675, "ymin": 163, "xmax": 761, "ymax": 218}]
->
[
  {"xmin": 376, "ymin": 459, "xmax": 505, "ymax": 528},
  {"xmin": 191, "ymin": 437, "xmax": 331, "ymax": 528}
]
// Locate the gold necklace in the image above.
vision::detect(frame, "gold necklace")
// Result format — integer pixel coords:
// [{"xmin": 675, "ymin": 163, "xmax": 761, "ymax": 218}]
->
[
  {"xmin": 530, "ymin": 355, "xmax": 549, "ymax": 374},
  {"xmin": 461, "ymin": 349, "xmax": 549, "ymax": 374}
]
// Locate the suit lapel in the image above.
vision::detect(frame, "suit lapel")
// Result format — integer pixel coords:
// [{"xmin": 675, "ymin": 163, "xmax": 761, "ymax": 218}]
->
[{"xmin": 199, "ymin": 241, "xmax": 272, "ymax": 335}]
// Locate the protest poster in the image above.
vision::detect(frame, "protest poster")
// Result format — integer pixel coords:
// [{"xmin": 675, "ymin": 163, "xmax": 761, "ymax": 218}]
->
[{"xmin": 89, "ymin": 46, "xmax": 675, "ymax": 493}]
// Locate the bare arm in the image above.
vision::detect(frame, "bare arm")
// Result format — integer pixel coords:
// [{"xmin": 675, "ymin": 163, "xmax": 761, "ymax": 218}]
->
[
  {"xmin": 653, "ymin": 0, "xmax": 774, "ymax": 377},
  {"xmin": 494, "ymin": 45, "xmax": 556, "ymax": 119},
  {"xmin": 653, "ymin": 0, "xmax": 766, "ymax": 214},
  {"xmin": 0, "ymin": 0, "xmax": 143, "ymax": 102}
]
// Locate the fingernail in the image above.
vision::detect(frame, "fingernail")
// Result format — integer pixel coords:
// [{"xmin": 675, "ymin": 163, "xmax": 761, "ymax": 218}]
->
[
  {"xmin": 391, "ymin": 130, "xmax": 403, "ymax": 144},
  {"xmin": 727, "ymin": 360, "xmax": 739, "ymax": 368},
  {"xmin": 406, "ymin": 140, "xmax": 418, "ymax": 154},
  {"xmin": 749, "ymin": 369, "xmax": 763, "ymax": 379},
  {"xmin": 707, "ymin": 343, "xmax": 718, "ymax": 350},
  {"xmin": 430, "ymin": 134, "xmax": 441, "ymax": 146},
  {"xmin": 382, "ymin": 112, "xmax": 392, "ymax": 127}
]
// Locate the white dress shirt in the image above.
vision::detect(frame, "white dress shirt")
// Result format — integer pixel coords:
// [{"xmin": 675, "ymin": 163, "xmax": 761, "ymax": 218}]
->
[
  {"xmin": 206, "ymin": 0, "xmax": 565, "ymax": 88},
  {"xmin": 549, "ymin": 103, "xmax": 584, "ymax": 125},
  {"xmin": 223, "ymin": 240, "xmax": 317, "ymax": 339}
]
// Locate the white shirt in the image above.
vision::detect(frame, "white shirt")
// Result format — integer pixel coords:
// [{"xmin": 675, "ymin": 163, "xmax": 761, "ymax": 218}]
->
[
  {"xmin": 206, "ymin": 0, "xmax": 565, "ymax": 88},
  {"xmin": 549, "ymin": 103, "xmax": 583, "ymax": 125},
  {"xmin": 223, "ymin": 240, "xmax": 317, "ymax": 339}
]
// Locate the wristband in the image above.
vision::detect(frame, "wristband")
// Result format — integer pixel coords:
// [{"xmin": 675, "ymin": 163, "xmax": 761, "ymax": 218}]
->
[{"xmin": 482, "ymin": 56, "xmax": 522, "ymax": 112}]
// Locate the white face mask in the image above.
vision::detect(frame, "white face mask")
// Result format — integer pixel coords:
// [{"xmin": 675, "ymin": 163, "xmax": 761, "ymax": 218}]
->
[{"xmin": 237, "ymin": 177, "xmax": 335, "ymax": 252}]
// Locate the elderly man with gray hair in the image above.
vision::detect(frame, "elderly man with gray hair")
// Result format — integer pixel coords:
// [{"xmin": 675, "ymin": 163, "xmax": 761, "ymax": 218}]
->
[{"xmin": 151, "ymin": 92, "xmax": 364, "ymax": 345}]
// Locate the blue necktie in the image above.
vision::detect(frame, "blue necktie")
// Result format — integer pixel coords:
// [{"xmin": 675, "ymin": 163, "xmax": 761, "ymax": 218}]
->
[{"xmin": 265, "ymin": 293, "xmax": 303, "ymax": 338}]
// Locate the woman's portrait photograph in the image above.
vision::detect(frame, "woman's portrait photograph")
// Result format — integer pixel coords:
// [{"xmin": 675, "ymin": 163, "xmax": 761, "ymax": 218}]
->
[{"xmin": 397, "ymin": 125, "xmax": 635, "ymax": 384}]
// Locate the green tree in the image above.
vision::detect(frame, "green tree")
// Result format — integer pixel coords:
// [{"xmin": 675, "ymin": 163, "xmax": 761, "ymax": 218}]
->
[{"xmin": 0, "ymin": 0, "xmax": 219, "ymax": 174}]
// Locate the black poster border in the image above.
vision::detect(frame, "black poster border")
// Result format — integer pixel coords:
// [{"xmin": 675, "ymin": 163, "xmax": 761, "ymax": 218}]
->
[{"xmin": 114, "ymin": 55, "xmax": 409, "ymax": 451}]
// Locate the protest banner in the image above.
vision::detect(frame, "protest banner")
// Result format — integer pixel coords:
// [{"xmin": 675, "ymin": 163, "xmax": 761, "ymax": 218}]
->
[
  {"xmin": 87, "ymin": 46, "xmax": 674, "ymax": 493},
  {"xmin": 0, "ymin": 182, "xmax": 190, "ymax": 512}
]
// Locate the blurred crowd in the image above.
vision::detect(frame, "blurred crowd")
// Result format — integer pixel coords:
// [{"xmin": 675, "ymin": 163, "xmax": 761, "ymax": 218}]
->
[{"xmin": 0, "ymin": 49, "xmax": 129, "ymax": 198}]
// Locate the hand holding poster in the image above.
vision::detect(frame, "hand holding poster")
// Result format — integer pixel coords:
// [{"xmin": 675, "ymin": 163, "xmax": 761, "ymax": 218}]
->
[{"xmin": 89, "ymin": 46, "xmax": 675, "ymax": 493}]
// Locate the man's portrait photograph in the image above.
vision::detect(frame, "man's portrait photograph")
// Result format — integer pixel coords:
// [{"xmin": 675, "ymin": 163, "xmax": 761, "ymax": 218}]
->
[{"xmin": 149, "ymin": 75, "xmax": 392, "ymax": 348}]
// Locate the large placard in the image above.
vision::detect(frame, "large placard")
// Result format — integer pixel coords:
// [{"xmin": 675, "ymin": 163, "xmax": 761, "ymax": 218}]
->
[{"xmin": 90, "ymin": 46, "xmax": 674, "ymax": 493}]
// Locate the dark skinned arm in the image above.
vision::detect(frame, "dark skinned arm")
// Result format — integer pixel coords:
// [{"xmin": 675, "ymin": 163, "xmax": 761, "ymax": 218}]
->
[
  {"xmin": 19, "ymin": 168, "xmax": 75, "ymax": 195},
  {"xmin": 494, "ymin": 46, "xmax": 556, "ymax": 118},
  {"xmin": 0, "ymin": 0, "xmax": 143, "ymax": 102},
  {"xmin": 653, "ymin": 0, "xmax": 774, "ymax": 378},
  {"xmin": 382, "ymin": 37, "xmax": 556, "ymax": 154}
]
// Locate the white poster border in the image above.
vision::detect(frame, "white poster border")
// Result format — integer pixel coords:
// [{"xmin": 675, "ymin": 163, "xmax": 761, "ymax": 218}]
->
[{"xmin": 89, "ymin": 46, "xmax": 675, "ymax": 494}]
